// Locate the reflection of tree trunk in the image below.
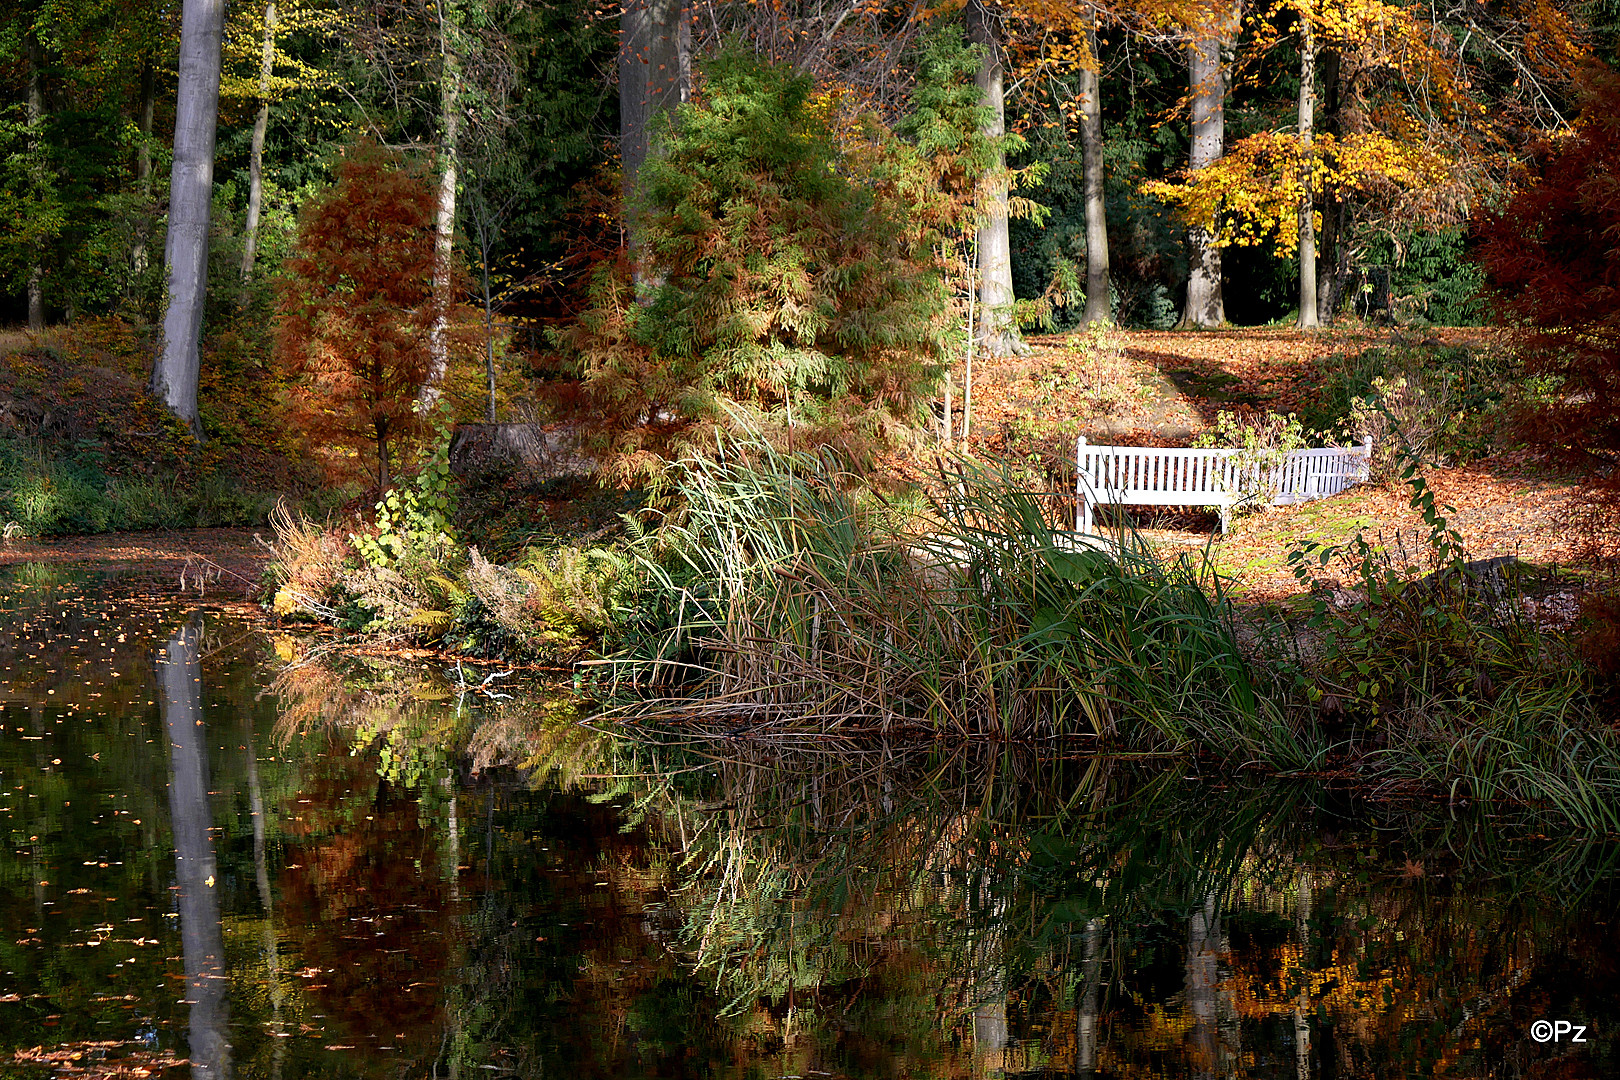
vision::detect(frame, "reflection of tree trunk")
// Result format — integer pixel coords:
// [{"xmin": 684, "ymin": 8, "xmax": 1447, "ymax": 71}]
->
[
  {"xmin": 971, "ymin": 874, "xmax": 1008, "ymax": 1076},
  {"xmin": 1294, "ymin": 869, "xmax": 1313, "ymax": 1080},
  {"xmin": 244, "ymin": 731, "xmax": 284, "ymax": 1080},
  {"xmin": 1076, "ymin": 917, "xmax": 1107, "ymax": 1076},
  {"xmin": 1187, "ymin": 894, "xmax": 1220, "ymax": 1080},
  {"xmin": 1078, "ymin": 10, "xmax": 1110, "ymax": 325},
  {"xmin": 158, "ymin": 618, "xmax": 232, "ymax": 1080},
  {"xmin": 445, "ymin": 769, "xmax": 461, "ymax": 903}
]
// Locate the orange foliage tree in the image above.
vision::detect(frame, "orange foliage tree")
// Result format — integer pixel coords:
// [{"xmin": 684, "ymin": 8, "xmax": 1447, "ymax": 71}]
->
[{"xmin": 274, "ymin": 143, "xmax": 446, "ymax": 487}]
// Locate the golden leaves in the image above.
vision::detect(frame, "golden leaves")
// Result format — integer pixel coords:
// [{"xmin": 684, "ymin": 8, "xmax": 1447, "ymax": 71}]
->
[{"xmin": 1143, "ymin": 132, "xmax": 1450, "ymax": 254}]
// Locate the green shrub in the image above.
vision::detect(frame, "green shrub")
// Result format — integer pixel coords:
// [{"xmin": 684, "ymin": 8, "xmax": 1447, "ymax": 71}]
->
[
  {"xmin": 1295, "ymin": 342, "xmax": 1519, "ymax": 468},
  {"xmin": 1355, "ymin": 225, "xmax": 1487, "ymax": 326}
]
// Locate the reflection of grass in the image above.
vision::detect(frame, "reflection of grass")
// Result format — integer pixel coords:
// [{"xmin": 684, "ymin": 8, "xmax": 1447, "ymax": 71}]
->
[{"xmin": 3, "ymin": 559, "xmax": 75, "ymax": 593}]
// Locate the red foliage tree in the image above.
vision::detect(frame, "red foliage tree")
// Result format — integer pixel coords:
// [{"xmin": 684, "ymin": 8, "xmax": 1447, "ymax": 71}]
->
[
  {"xmin": 1478, "ymin": 69, "xmax": 1620, "ymax": 475},
  {"xmin": 1479, "ymin": 71, "xmax": 1620, "ymax": 698},
  {"xmin": 274, "ymin": 142, "xmax": 444, "ymax": 487}
]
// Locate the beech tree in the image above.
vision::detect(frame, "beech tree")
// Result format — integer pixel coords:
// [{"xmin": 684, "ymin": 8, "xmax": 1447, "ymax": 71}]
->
[
  {"xmin": 274, "ymin": 145, "xmax": 447, "ymax": 488},
  {"xmin": 619, "ymin": 0, "xmax": 690, "ymax": 244},
  {"xmin": 964, "ymin": 0, "xmax": 1030, "ymax": 357},
  {"xmin": 152, "ymin": 0, "xmax": 226, "ymax": 441},
  {"xmin": 1181, "ymin": 3, "xmax": 1237, "ymax": 327}
]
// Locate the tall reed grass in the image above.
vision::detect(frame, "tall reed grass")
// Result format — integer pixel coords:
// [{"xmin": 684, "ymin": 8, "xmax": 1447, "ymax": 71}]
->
[{"xmin": 617, "ymin": 438, "xmax": 1321, "ymax": 761}]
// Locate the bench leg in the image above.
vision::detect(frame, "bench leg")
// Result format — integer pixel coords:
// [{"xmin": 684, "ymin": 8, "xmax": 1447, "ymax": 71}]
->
[{"xmin": 1219, "ymin": 504, "xmax": 1230, "ymax": 534}]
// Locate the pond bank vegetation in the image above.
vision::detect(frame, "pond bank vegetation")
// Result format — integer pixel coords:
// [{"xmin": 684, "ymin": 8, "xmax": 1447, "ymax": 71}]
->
[{"xmin": 262, "ymin": 424, "xmax": 1619, "ymax": 832}]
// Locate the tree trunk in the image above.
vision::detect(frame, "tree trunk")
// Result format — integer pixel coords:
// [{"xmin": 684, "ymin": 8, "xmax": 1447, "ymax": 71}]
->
[
  {"xmin": 158, "ymin": 618, "xmax": 233, "ymax": 1080},
  {"xmin": 619, "ymin": 0, "xmax": 690, "ymax": 244},
  {"xmin": 376, "ymin": 421, "xmax": 391, "ymax": 489},
  {"xmin": 421, "ymin": 8, "xmax": 462, "ymax": 411},
  {"xmin": 1079, "ymin": 12, "xmax": 1111, "ymax": 325},
  {"xmin": 1297, "ymin": 1, "xmax": 1319, "ymax": 329},
  {"xmin": 132, "ymin": 56, "xmax": 157, "ymax": 278},
  {"xmin": 1181, "ymin": 7, "xmax": 1235, "ymax": 328},
  {"xmin": 964, "ymin": 0, "xmax": 1028, "ymax": 358},
  {"xmin": 240, "ymin": 1, "xmax": 277, "ymax": 287},
  {"xmin": 479, "ymin": 232, "xmax": 497, "ymax": 423},
  {"xmin": 25, "ymin": 31, "xmax": 46, "ymax": 333},
  {"xmin": 1316, "ymin": 48, "xmax": 1343, "ymax": 320},
  {"xmin": 153, "ymin": 0, "xmax": 226, "ymax": 442}
]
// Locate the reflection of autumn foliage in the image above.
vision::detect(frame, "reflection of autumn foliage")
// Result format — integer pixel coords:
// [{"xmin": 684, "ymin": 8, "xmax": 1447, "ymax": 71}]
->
[{"xmin": 275, "ymin": 752, "xmax": 452, "ymax": 1054}]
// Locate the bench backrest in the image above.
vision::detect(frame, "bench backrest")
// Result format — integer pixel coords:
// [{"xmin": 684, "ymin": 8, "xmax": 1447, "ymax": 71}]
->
[{"xmin": 1075, "ymin": 436, "xmax": 1373, "ymax": 530}]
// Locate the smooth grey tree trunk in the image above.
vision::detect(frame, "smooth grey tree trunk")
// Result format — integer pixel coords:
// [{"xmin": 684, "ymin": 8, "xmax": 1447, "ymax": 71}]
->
[
  {"xmin": 158, "ymin": 619, "xmax": 233, "ymax": 1080},
  {"xmin": 1316, "ymin": 49, "xmax": 1343, "ymax": 320},
  {"xmin": 154, "ymin": 0, "xmax": 226, "ymax": 441},
  {"xmin": 422, "ymin": 5, "xmax": 462, "ymax": 410},
  {"xmin": 1181, "ymin": 7, "xmax": 1235, "ymax": 328},
  {"xmin": 1297, "ymin": 3, "xmax": 1319, "ymax": 328},
  {"xmin": 619, "ymin": 0, "xmax": 690, "ymax": 244},
  {"xmin": 965, "ymin": 0, "xmax": 1028, "ymax": 359},
  {"xmin": 26, "ymin": 31, "xmax": 46, "ymax": 333},
  {"xmin": 1079, "ymin": 13, "xmax": 1111, "ymax": 325},
  {"xmin": 132, "ymin": 57, "xmax": 157, "ymax": 278},
  {"xmin": 239, "ymin": 2, "xmax": 277, "ymax": 286}
]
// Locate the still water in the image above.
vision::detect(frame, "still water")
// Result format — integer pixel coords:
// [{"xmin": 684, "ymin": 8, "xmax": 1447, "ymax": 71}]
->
[{"xmin": 0, "ymin": 562, "xmax": 1616, "ymax": 1079}]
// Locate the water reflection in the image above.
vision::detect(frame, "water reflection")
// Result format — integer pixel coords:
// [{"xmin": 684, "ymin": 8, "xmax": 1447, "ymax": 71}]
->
[
  {"xmin": 0, "ymin": 567, "xmax": 1616, "ymax": 1078},
  {"xmin": 157, "ymin": 616, "xmax": 232, "ymax": 1080}
]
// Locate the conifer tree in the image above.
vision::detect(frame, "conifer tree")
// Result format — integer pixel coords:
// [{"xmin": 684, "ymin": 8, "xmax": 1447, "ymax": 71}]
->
[
  {"xmin": 274, "ymin": 145, "xmax": 450, "ymax": 488},
  {"xmin": 560, "ymin": 51, "xmax": 952, "ymax": 480}
]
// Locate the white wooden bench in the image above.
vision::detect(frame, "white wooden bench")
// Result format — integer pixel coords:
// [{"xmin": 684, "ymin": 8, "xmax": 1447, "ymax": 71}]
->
[{"xmin": 1075, "ymin": 435, "xmax": 1373, "ymax": 533}]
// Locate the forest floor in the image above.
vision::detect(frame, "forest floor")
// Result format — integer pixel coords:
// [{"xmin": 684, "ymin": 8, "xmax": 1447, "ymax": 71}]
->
[{"xmin": 946, "ymin": 326, "xmax": 1589, "ymax": 606}]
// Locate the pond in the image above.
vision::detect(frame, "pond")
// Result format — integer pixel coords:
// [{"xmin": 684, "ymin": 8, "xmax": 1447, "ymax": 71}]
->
[{"xmin": 0, "ymin": 561, "xmax": 1616, "ymax": 1078}]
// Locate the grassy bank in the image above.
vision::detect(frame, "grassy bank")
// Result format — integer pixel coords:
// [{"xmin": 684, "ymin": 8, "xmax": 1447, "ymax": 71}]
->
[
  {"xmin": 263, "ymin": 430, "xmax": 1618, "ymax": 829},
  {"xmin": 0, "ymin": 318, "xmax": 331, "ymax": 536}
]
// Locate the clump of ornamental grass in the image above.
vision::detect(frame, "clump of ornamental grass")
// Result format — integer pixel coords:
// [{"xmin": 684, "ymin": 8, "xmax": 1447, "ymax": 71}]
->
[{"xmin": 612, "ymin": 434, "xmax": 1317, "ymax": 760}]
